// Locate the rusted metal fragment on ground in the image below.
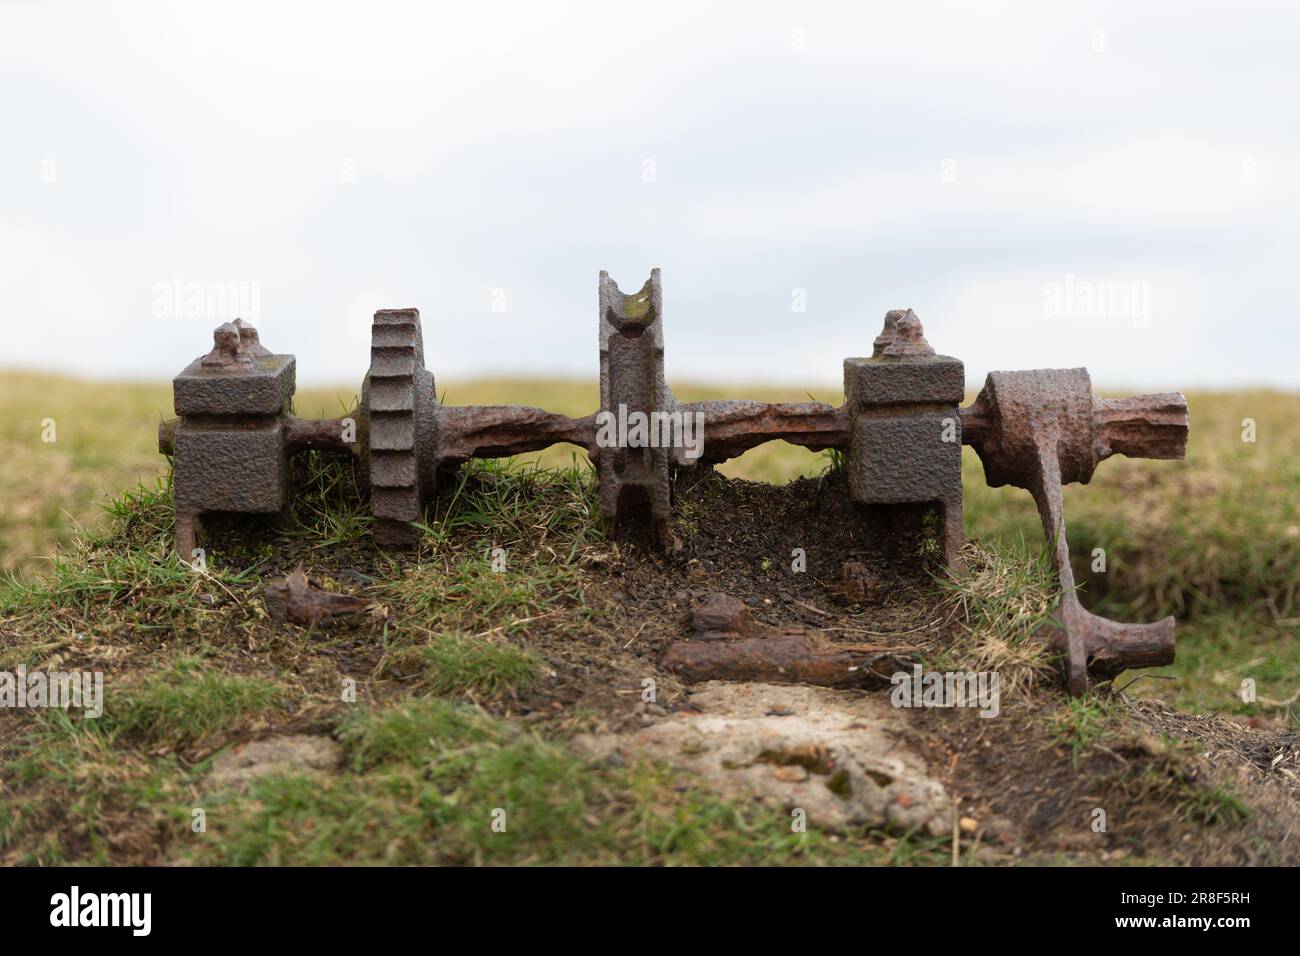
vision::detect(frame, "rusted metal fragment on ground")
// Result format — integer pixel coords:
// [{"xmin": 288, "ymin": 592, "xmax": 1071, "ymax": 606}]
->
[
  {"xmin": 664, "ymin": 633, "xmax": 882, "ymax": 688},
  {"xmin": 690, "ymin": 592, "xmax": 751, "ymax": 637},
  {"xmin": 263, "ymin": 565, "xmax": 371, "ymax": 627},
  {"xmin": 825, "ymin": 560, "xmax": 882, "ymax": 607}
]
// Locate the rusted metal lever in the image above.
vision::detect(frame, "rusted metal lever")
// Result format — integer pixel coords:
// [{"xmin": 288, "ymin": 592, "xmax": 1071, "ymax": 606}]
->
[{"xmin": 960, "ymin": 369, "xmax": 1189, "ymax": 694}]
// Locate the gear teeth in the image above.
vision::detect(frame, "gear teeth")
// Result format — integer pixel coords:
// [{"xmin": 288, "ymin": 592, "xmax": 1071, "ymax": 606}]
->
[{"xmin": 367, "ymin": 308, "xmax": 424, "ymax": 549}]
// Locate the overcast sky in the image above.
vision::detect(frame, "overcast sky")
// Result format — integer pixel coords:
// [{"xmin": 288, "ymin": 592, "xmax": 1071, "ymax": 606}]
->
[{"xmin": 2, "ymin": 0, "xmax": 1297, "ymax": 391}]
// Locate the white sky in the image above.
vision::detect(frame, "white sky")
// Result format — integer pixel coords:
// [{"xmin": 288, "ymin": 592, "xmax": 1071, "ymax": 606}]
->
[{"xmin": 2, "ymin": 0, "xmax": 1297, "ymax": 390}]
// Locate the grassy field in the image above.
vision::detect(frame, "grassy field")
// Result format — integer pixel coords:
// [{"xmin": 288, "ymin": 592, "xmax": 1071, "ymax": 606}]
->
[{"xmin": 0, "ymin": 372, "xmax": 1296, "ymax": 866}]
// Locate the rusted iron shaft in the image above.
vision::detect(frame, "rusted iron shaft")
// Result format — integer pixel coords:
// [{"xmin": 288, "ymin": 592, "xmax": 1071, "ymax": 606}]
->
[
  {"xmin": 426, "ymin": 398, "xmax": 850, "ymax": 469},
  {"xmin": 435, "ymin": 406, "xmax": 597, "ymax": 464},
  {"xmin": 1093, "ymin": 393, "xmax": 1189, "ymax": 461},
  {"xmin": 357, "ymin": 397, "xmax": 854, "ymax": 476},
  {"xmin": 158, "ymin": 395, "xmax": 852, "ymax": 481},
  {"xmin": 285, "ymin": 416, "xmax": 359, "ymax": 455},
  {"xmin": 960, "ymin": 389, "xmax": 1188, "ymax": 465},
  {"xmin": 680, "ymin": 400, "xmax": 850, "ymax": 464},
  {"xmin": 159, "ymin": 415, "xmax": 360, "ymax": 457},
  {"xmin": 663, "ymin": 634, "xmax": 878, "ymax": 688}
]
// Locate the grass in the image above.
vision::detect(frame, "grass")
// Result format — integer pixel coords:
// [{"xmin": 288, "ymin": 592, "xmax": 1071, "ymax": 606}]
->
[
  {"xmin": 1183, "ymin": 784, "xmax": 1252, "ymax": 827},
  {"xmin": 1098, "ymin": 733, "xmax": 1254, "ymax": 835},
  {"xmin": 0, "ymin": 450, "xmax": 970, "ymax": 865},
  {"xmin": 0, "ymin": 455, "xmax": 942, "ymax": 865},
  {"xmin": 101, "ymin": 656, "xmax": 284, "ymax": 750},
  {"xmin": 934, "ymin": 543, "xmax": 1060, "ymax": 697},
  {"xmin": 284, "ymin": 450, "xmax": 372, "ymax": 547},
  {"xmin": 0, "ymin": 708, "xmax": 192, "ymax": 864},
  {"xmin": 381, "ymin": 633, "xmax": 541, "ymax": 697},
  {"xmin": 0, "ymin": 476, "xmax": 265, "ymax": 677},
  {"xmin": 1048, "ymin": 697, "xmax": 1115, "ymax": 768},
  {"xmin": 0, "ymin": 371, "xmax": 1294, "ymax": 865},
  {"xmin": 337, "ymin": 697, "xmax": 503, "ymax": 770}
]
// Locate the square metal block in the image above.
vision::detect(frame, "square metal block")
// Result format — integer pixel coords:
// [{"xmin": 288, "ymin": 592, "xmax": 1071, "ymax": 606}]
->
[
  {"xmin": 173, "ymin": 355, "xmax": 296, "ymax": 417},
  {"xmin": 173, "ymin": 422, "xmax": 288, "ymax": 513},
  {"xmin": 848, "ymin": 415, "xmax": 962, "ymax": 504},
  {"xmin": 843, "ymin": 354, "xmax": 964, "ymax": 409}
]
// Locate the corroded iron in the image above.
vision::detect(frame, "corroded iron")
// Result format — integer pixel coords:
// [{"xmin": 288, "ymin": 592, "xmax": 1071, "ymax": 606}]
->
[
  {"xmin": 263, "ymin": 564, "xmax": 371, "ymax": 627},
  {"xmin": 663, "ymin": 632, "xmax": 882, "ymax": 689},
  {"xmin": 597, "ymin": 269, "xmax": 674, "ymax": 544},
  {"xmin": 961, "ymin": 369, "xmax": 1188, "ymax": 694},
  {"xmin": 844, "ymin": 310, "xmax": 966, "ymax": 569},
  {"xmin": 162, "ymin": 319, "xmax": 297, "ymax": 560},
  {"xmin": 158, "ymin": 269, "xmax": 1189, "ymax": 693}
]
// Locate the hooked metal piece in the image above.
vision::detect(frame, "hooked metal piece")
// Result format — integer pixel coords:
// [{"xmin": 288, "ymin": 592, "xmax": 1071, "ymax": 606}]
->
[{"xmin": 961, "ymin": 369, "xmax": 1188, "ymax": 694}]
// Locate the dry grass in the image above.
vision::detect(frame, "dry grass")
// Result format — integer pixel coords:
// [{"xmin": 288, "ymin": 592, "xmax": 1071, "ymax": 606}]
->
[{"xmin": 937, "ymin": 544, "xmax": 1060, "ymax": 699}]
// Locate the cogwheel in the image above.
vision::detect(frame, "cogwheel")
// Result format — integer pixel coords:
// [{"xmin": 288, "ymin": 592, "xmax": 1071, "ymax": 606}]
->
[{"xmin": 363, "ymin": 308, "xmax": 434, "ymax": 548}]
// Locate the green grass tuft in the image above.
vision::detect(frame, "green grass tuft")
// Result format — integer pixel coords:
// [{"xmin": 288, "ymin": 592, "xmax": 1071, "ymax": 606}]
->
[
  {"xmin": 1048, "ymin": 697, "xmax": 1115, "ymax": 768},
  {"xmin": 385, "ymin": 633, "xmax": 541, "ymax": 697},
  {"xmin": 102, "ymin": 657, "xmax": 283, "ymax": 749},
  {"xmin": 336, "ymin": 697, "xmax": 501, "ymax": 771}
]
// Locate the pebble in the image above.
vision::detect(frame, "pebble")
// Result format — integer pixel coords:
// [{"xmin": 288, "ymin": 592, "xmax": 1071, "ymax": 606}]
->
[{"xmin": 773, "ymin": 765, "xmax": 809, "ymax": 783}]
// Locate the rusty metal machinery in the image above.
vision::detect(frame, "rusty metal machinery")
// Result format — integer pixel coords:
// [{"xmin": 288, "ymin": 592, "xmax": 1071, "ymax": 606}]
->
[{"xmin": 158, "ymin": 270, "xmax": 1188, "ymax": 693}]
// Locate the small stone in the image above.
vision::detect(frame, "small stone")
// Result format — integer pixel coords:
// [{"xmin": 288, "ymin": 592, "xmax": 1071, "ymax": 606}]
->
[
  {"xmin": 208, "ymin": 735, "xmax": 342, "ymax": 789},
  {"xmin": 825, "ymin": 560, "xmax": 882, "ymax": 607},
  {"xmin": 690, "ymin": 592, "xmax": 750, "ymax": 636}
]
